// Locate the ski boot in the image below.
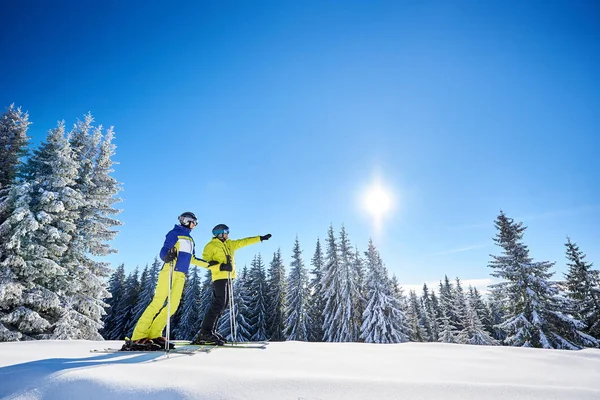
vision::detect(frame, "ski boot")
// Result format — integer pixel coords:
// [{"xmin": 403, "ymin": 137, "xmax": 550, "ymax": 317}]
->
[
  {"xmin": 190, "ymin": 331, "xmax": 224, "ymax": 346},
  {"xmin": 212, "ymin": 330, "xmax": 228, "ymax": 344},
  {"xmin": 121, "ymin": 338, "xmax": 163, "ymax": 351},
  {"xmin": 151, "ymin": 336, "xmax": 175, "ymax": 350}
]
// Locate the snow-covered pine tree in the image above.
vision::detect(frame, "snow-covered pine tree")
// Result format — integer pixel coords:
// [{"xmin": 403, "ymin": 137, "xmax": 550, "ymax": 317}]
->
[
  {"xmin": 285, "ymin": 236, "xmax": 311, "ymax": 341},
  {"xmin": 351, "ymin": 245, "xmax": 366, "ymax": 337},
  {"xmin": 130, "ymin": 258, "xmax": 160, "ymax": 327},
  {"xmin": 338, "ymin": 226, "xmax": 362, "ymax": 341},
  {"xmin": 0, "ymin": 104, "xmax": 31, "ymax": 341},
  {"xmin": 1, "ymin": 122, "xmax": 82, "ymax": 340},
  {"xmin": 468, "ymin": 286, "xmax": 495, "ymax": 337},
  {"xmin": 196, "ymin": 269, "xmax": 215, "ymax": 334},
  {"xmin": 440, "ymin": 276, "xmax": 463, "ymax": 332},
  {"xmin": 247, "ymin": 254, "xmax": 268, "ymax": 341},
  {"xmin": 266, "ymin": 249, "xmax": 287, "ymax": 341},
  {"xmin": 321, "ymin": 225, "xmax": 343, "ymax": 342},
  {"xmin": 563, "ymin": 238, "xmax": 600, "ymax": 340},
  {"xmin": 359, "ymin": 239, "xmax": 410, "ymax": 343},
  {"xmin": 406, "ymin": 290, "xmax": 428, "ymax": 342},
  {"xmin": 437, "ymin": 300, "xmax": 459, "ymax": 344},
  {"xmin": 58, "ymin": 121, "xmax": 122, "ymax": 339},
  {"xmin": 101, "ymin": 263, "xmax": 126, "ymax": 339},
  {"xmin": 0, "ymin": 104, "xmax": 30, "ymax": 190},
  {"xmin": 458, "ymin": 286, "xmax": 498, "ymax": 346},
  {"xmin": 307, "ymin": 238, "xmax": 325, "ymax": 342},
  {"xmin": 118, "ymin": 267, "xmax": 141, "ymax": 339},
  {"xmin": 319, "ymin": 225, "xmax": 361, "ymax": 342},
  {"xmin": 487, "ymin": 289, "xmax": 506, "ymax": 342},
  {"xmin": 489, "ymin": 211, "xmax": 596, "ymax": 349},
  {"xmin": 437, "ymin": 280, "xmax": 459, "ymax": 343},
  {"xmin": 422, "ymin": 284, "xmax": 439, "ymax": 342},
  {"xmin": 452, "ymin": 278, "xmax": 468, "ymax": 343},
  {"xmin": 174, "ymin": 266, "xmax": 203, "ymax": 340},
  {"xmin": 428, "ymin": 289, "xmax": 443, "ymax": 340}
]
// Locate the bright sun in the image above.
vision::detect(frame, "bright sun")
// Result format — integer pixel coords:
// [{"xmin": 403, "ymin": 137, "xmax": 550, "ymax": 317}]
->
[{"xmin": 363, "ymin": 181, "xmax": 394, "ymax": 230}]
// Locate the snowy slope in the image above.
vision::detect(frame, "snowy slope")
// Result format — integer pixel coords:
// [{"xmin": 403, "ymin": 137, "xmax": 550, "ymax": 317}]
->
[{"xmin": 0, "ymin": 340, "xmax": 599, "ymax": 400}]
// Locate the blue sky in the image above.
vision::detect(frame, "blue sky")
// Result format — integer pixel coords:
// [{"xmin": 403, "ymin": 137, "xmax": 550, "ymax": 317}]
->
[{"xmin": 2, "ymin": 0, "xmax": 599, "ymax": 291}]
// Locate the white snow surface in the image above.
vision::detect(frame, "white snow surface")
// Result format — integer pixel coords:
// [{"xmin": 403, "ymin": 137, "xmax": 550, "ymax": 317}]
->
[{"xmin": 0, "ymin": 340, "xmax": 599, "ymax": 400}]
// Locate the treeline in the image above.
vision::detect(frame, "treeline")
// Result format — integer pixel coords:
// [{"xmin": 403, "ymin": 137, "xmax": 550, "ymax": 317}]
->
[
  {"xmin": 103, "ymin": 216, "xmax": 600, "ymax": 350},
  {"xmin": 0, "ymin": 105, "xmax": 122, "ymax": 341}
]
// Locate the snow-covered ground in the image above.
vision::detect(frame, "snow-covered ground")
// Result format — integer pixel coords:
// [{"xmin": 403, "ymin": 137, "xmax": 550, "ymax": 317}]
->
[{"xmin": 0, "ymin": 340, "xmax": 599, "ymax": 400}]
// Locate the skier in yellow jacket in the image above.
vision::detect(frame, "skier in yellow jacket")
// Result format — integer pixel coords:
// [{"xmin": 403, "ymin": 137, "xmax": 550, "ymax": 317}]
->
[
  {"xmin": 191, "ymin": 224, "xmax": 271, "ymax": 345},
  {"xmin": 125, "ymin": 212, "xmax": 217, "ymax": 351}
]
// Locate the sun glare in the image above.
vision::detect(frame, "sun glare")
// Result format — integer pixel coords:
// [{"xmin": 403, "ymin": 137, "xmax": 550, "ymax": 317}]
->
[
  {"xmin": 365, "ymin": 185, "xmax": 392, "ymax": 216},
  {"xmin": 362, "ymin": 180, "xmax": 395, "ymax": 231}
]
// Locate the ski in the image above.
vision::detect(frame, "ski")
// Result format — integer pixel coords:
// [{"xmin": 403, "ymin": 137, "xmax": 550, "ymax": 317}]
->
[
  {"xmin": 183, "ymin": 343, "xmax": 267, "ymax": 350},
  {"xmin": 170, "ymin": 340, "xmax": 269, "ymax": 346},
  {"xmin": 90, "ymin": 346, "xmax": 212, "ymax": 355}
]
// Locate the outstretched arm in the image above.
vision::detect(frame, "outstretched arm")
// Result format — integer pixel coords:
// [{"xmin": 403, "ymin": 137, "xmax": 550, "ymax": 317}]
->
[{"xmin": 229, "ymin": 235, "xmax": 262, "ymax": 252}]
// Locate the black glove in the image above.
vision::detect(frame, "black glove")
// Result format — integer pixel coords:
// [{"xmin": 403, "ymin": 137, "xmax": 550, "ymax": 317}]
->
[
  {"xmin": 260, "ymin": 234, "xmax": 272, "ymax": 241},
  {"xmin": 220, "ymin": 262, "xmax": 233, "ymax": 272},
  {"xmin": 163, "ymin": 247, "xmax": 177, "ymax": 263},
  {"xmin": 207, "ymin": 260, "xmax": 219, "ymax": 267}
]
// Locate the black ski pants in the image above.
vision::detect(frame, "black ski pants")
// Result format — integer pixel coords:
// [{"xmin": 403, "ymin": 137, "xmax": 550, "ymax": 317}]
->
[{"xmin": 200, "ymin": 278, "xmax": 231, "ymax": 333}]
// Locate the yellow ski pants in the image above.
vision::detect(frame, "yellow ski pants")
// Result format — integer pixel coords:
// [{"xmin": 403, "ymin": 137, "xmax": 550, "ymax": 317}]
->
[{"xmin": 131, "ymin": 263, "xmax": 186, "ymax": 340}]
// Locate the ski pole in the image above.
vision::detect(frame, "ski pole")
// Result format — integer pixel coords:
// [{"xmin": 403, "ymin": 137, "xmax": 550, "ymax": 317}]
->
[
  {"xmin": 228, "ymin": 271, "xmax": 233, "ymax": 342},
  {"xmin": 165, "ymin": 260, "xmax": 174, "ymax": 354}
]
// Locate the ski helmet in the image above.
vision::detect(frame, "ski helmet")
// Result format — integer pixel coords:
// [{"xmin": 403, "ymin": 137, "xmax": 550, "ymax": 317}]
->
[
  {"xmin": 212, "ymin": 224, "xmax": 230, "ymax": 237},
  {"xmin": 178, "ymin": 212, "xmax": 198, "ymax": 227}
]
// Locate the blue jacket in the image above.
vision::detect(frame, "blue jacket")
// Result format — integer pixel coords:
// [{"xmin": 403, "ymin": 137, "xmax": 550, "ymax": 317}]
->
[{"xmin": 160, "ymin": 225, "xmax": 209, "ymax": 273}]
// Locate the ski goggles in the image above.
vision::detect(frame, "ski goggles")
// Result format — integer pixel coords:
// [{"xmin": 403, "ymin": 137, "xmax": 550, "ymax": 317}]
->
[
  {"xmin": 213, "ymin": 228, "xmax": 229, "ymax": 235},
  {"xmin": 181, "ymin": 216, "xmax": 198, "ymax": 225}
]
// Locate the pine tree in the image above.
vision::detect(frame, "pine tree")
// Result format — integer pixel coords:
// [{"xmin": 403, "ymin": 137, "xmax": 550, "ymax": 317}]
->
[
  {"xmin": 229, "ymin": 269, "xmax": 253, "ymax": 341},
  {"xmin": 468, "ymin": 286, "xmax": 495, "ymax": 337},
  {"xmin": 437, "ymin": 280, "xmax": 459, "ymax": 343},
  {"xmin": 266, "ymin": 249, "xmax": 287, "ymax": 341},
  {"xmin": 563, "ymin": 238, "xmax": 600, "ymax": 340},
  {"xmin": 321, "ymin": 225, "xmax": 361, "ymax": 342},
  {"xmin": 487, "ymin": 289, "xmax": 506, "ymax": 341},
  {"xmin": 60, "ymin": 120, "xmax": 122, "ymax": 339},
  {"xmin": 118, "ymin": 267, "xmax": 141, "ymax": 339},
  {"xmin": 174, "ymin": 266, "xmax": 203, "ymax": 340},
  {"xmin": 360, "ymin": 239, "xmax": 410, "ymax": 343},
  {"xmin": 0, "ymin": 105, "xmax": 31, "ymax": 341},
  {"xmin": 428, "ymin": 290, "xmax": 442, "ymax": 341},
  {"xmin": 0, "ymin": 104, "xmax": 30, "ymax": 190},
  {"xmin": 351, "ymin": 245, "xmax": 367, "ymax": 338},
  {"xmin": 458, "ymin": 287, "xmax": 498, "ymax": 346},
  {"xmin": 452, "ymin": 278, "xmax": 468, "ymax": 343},
  {"xmin": 1, "ymin": 122, "xmax": 81, "ymax": 340},
  {"xmin": 489, "ymin": 211, "xmax": 596, "ymax": 349},
  {"xmin": 406, "ymin": 290, "xmax": 427, "ymax": 342},
  {"xmin": 438, "ymin": 300, "xmax": 458, "ymax": 344},
  {"xmin": 197, "ymin": 270, "xmax": 214, "ymax": 334},
  {"xmin": 285, "ymin": 237, "xmax": 311, "ymax": 341},
  {"xmin": 321, "ymin": 225, "xmax": 343, "ymax": 342},
  {"xmin": 307, "ymin": 238, "xmax": 325, "ymax": 342},
  {"xmin": 131, "ymin": 258, "xmax": 161, "ymax": 327},
  {"xmin": 247, "ymin": 255, "xmax": 268, "ymax": 341},
  {"xmin": 422, "ymin": 283, "xmax": 439, "ymax": 341},
  {"xmin": 101, "ymin": 263, "xmax": 126, "ymax": 339},
  {"xmin": 438, "ymin": 277, "xmax": 461, "ymax": 341},
  {"xmin": 339, "ymin": 226, "xmax": 362, "ymax": 341}
]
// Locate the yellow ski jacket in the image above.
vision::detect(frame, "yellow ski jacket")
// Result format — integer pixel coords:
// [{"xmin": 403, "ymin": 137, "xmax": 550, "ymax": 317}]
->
[{"xmin": 202, "ymin": 236, "xmax": 261, "ymax": 281}]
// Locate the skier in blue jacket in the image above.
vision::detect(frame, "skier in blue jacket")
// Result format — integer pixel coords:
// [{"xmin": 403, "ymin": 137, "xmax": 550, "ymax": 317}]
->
[{"xmin": 125, "ymin": 212, "xmax": 216, "ymax": 350}]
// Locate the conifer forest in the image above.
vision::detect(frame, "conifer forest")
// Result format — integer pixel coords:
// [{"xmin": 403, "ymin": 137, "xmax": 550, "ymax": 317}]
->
[{"xmin": 1, "ymin": 105, "xmax": 599, "ymax": 349}]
